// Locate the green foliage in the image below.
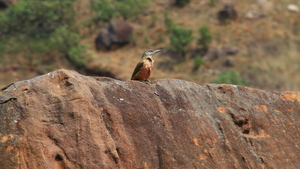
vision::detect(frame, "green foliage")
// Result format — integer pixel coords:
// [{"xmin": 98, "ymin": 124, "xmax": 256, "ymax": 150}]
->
[
  {"xmin": 209, "ymin": 0, "xmax": 217, "ymax": 7},
  {"xmin": 0, "ymin": 0, "xmax": 75, "ymax": 38},
  {"xmin": 49, "ymin": 26, "xmax": 88, "ymax": 68},
  {"xmin": 193, "ymin": 55, "xmax": 204, "ymax": 70},
  {"xmin": 90, "ymin": 0, "xmax": 116, "ymax": 23},
  {"xmin": 116, "ymin": 0, "xmax": 149, "ymax": 19},
  {"xmin": 215, "ymin": 70, "xmax": 246, "ymax": 86},
  {"xmin": 91, "ymin": 0, "xmax": 149, "ymax": 23},
  {"xmin": 49, "ymin": 26, "xmax": 80, "ymax": 53},
  {"xmin": 0, "ymin": 0, "xmax": 88, "ymax": 68},
  {"xmin": 169, "ymin": 25, "xmax": 193, "ymax": 57},
  {"xmin": 174, "ymin": 0, "xmax": 190, "ymax": 7},
  {"xmin": 198, "ymin": 25, "xmax": 213, "ymax": 52},
  {"xmin": 164, "ymin": 12, "xmax": 174, "ymax": 30},
  {"xmin": 67, "ymin": 45, "xmax": 88, "ymax": 68}
]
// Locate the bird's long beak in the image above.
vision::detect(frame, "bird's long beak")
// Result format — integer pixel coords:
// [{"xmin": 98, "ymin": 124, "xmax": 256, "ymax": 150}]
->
[
  {"xmin": 154, "ymin": 49, "xmax": 161, "ymax": 53},
  {"xmin": 153, "ymin": 49, "xmax": 161, "ymax": 54}
]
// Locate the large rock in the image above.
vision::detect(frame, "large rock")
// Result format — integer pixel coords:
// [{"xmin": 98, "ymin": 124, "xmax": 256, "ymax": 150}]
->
[
  {"xmin": 95, "ymin": 20, "xmax": 133, "ymax": 51},
  {"xmin": 1, "ymin": 69, "xmax": 300, "ymax": 168},
  {"xmin": 217, "ymin": 4, "xmax": 238, "ymax": 24}
]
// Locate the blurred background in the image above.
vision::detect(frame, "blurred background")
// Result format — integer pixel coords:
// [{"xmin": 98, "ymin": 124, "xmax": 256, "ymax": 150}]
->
[{"xmin": 0, "ymin": 0, "xmax": 299, "ymax": 92}]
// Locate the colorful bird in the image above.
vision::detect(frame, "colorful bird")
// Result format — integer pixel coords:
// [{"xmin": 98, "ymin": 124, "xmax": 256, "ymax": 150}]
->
[{"xmin": 131, "ymin": 49, "xmax": 161, "ymax": 82}]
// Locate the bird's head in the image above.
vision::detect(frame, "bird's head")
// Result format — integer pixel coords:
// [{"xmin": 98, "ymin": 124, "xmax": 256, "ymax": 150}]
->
[{"xmin": 141, "ymin": 49, "xmax": 161, "ymax": 59}]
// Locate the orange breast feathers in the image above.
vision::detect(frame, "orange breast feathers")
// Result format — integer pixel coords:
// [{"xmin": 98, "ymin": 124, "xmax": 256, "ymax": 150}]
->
[{"xmin": 133, "ymin": 60, "xmax": 153, "ymax": 80}]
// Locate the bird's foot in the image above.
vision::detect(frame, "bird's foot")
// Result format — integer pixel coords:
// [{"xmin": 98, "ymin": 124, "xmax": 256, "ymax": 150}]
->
[{"xmin": 142, "ymin": 80, "xmax": 152, "ymax": 84}]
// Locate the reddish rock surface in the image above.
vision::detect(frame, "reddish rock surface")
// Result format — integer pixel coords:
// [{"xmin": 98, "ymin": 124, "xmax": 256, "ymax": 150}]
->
[{"xmin": 1, "ymin": 69, "xmax": 300, "ymax": 169}]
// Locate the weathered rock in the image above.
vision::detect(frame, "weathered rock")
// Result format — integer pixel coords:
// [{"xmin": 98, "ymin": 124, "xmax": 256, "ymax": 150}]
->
[
  {"xmin": 95, "ymin": 20, "xmax": 133, "ymax": 51},
  {"xmin": 222, "ymin": 46, "xmax": 239, "ymax": 55},
  {"xmin": 203, "ymin": 46, "xmax": 239, "ymax": 61},
  {"xmin": 287, "ymin": 4, "xmax": 299, "ymax": 13},
  {"xmin": 245, "ymin": 9, "xmax": 266, "ymax": 19},
  {"xmin": 224, "ymin": 57, "xmax": 235, "ymax": 67},
  {"xmin": 1, "ymin": 69, "xmax": 300, "ymax": 169},
  {"xmin": 217, "ymin": 4, "xmax": 238, "ymax": 24}
]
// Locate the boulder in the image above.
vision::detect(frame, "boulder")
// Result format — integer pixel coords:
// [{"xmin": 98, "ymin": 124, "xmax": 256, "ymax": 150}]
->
[
  {"xmin": 1, "ymin": 69, "xmax": 300, "ymax": 168},
  {"xmin": 95, "ymin": 20, "xmax": 133, "ymax": 51},
  {"xmin": 217, "ymin": 4, "xmax": 238, "ymax": 24}
]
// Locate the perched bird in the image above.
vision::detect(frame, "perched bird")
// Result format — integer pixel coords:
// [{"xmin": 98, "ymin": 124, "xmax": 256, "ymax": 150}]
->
[{"xmin": 131, "ymin": 49, "xmax": 161, "ymax": 82}]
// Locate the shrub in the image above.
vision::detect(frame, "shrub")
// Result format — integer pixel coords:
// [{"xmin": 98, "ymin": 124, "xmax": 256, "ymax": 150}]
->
[
  {"xmin": 0, "ymin": 0, "xmax": 88, "ymax": 68},
  {"xmin": 215, "ymin": 70, "xmax": 246, "ymax": 85},
  {"xmin": 91, "ymin": 0, "xmax": 149, "ymax": 23},
  {"xmin": 164, "ymin": 11, "xmax": 174, "ymax": 30},
  {"xmin": 115, "ymin": 0, "xmax": 149, "ymax": 19},
  {"xmin": 193, "ymin": 55, "xmax": 204, "ymax": 71},
  {"xmin": 0, "ymin": 0, "xmax": 75, "ymax": 38},
  {"xmin": 49, "ymin": 26, "xmax": 80, "ymax": 53},
  {"xmin": 209, "ymin": 0, "xmax": 217, "ymax": 7},
  {"xmin": 49, "ymin": 26, "xmax": 88, "ymax": 68},
  {"xmin": 67, "ymin": 45, "xmax": 88, "ymax": 68},
  {"xmin": 169, "ymin": 25, "xmax": 193, "ymax": 57},
  {"xmin": 198, "ymin": 25, "xmax": 213, "ymax": 52},
  {"xmin": 90, "ymin": 0, "xmax": 116, "ymax": 23}
]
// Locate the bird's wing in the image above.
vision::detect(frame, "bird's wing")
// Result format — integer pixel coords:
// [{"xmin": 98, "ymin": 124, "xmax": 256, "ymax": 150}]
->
[{"xmin": 131, "ymin": 61, "xmax": 144, "ymax": 80}]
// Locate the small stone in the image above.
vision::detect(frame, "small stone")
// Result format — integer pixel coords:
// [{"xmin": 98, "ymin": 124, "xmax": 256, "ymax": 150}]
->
[
  {"xmin": 245, "ymin": 9, "xmax": 266, "ymax": 19},
  {"xmin": 224, "ymin": 58, "xmax": 235, "ymax": 67},
  {"xmin": 287, "ymin": 4, "xmax": 299, "ymax": 13}
]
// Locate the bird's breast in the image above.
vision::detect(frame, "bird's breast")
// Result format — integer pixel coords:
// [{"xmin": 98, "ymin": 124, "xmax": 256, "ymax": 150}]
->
[{"xmin": 143, "ymin": 60, "xmax": 153, "ymax": 69}]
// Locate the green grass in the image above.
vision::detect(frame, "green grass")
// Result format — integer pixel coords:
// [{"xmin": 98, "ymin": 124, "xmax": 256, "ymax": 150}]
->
[{"xmin": 215, "ymin": 70, "xmax": 246, "ymax": 86}]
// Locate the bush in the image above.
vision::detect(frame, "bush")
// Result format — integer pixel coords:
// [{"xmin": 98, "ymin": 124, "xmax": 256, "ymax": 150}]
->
[
  {"xmin": 115, "ymin": 0, "xmax": 149, "ymax": 19},
  {"xmin": 0, "ymin": 0, "xmax": 75, "ymax": 38},
  {"xmin": 0, "ymin": 0, "xmax": 88, "ymax": 68},
  {"xmin": 164, "ymin": 11, "xmax": 174, "ymax": 30},
  {"xmin": 90, "ymin": 0, "xmax": 116, "ymax": 23},
  {"xmin": 174, "ymin": 0, "xmax": 190, "ymax": 7},
  {"xmin": 198, "ymin": 25, "xmax": 213, "ymax": 52},
  {"xmin": 215, "ymin": 70, "xmax": 246, "ymax": 86},
  {"xmin": 67, "ymin": 45, "xmax": 88, "ymax": 68},
  {"xmin": 169, "ymin": 25, "xmax": 193, "ymax": 57},
  {"xmin": 91, "ymin": 0, "xmax": 149, "ymax": 23},
  {"xmin": 49, "ymin": 26, "xmax": 80, "ymax": 53},
  {"xmin": 49, "ymin": 26, "xmax": 88, "ymax": 68},
  {"xmin": 209, "ymin": 0, "xmax": 217, "ymax": 7},
  {"xmin": 193, "ymin": 55, "xmax": 204, "ymax": 71}
]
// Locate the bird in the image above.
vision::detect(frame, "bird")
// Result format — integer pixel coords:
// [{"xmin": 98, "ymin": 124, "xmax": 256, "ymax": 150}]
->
[{"xmin": 131, "ymin": 49, "xmax": 161, "ymax": 82}]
